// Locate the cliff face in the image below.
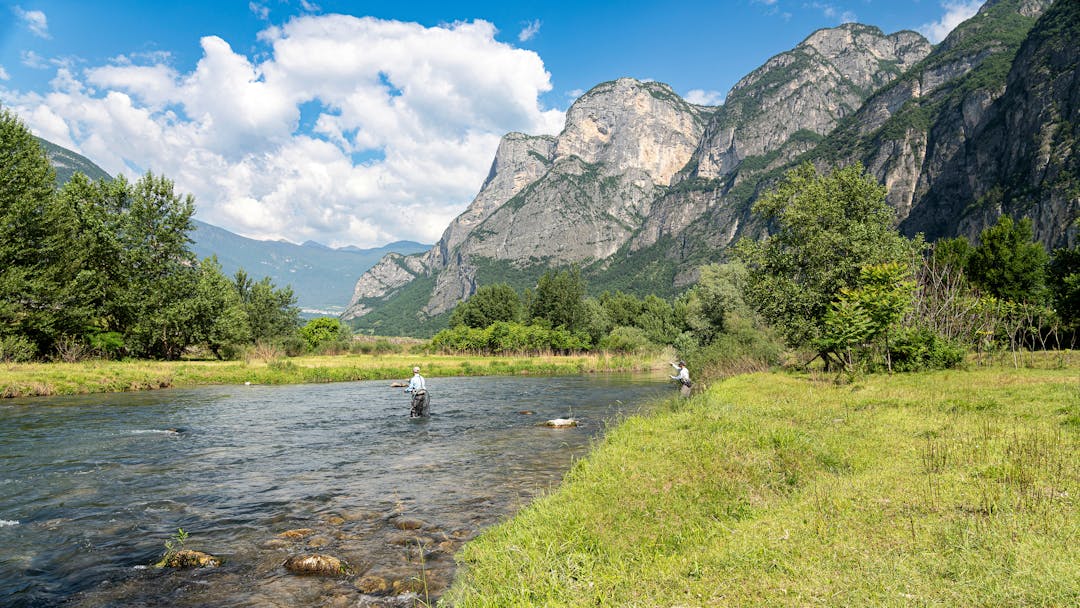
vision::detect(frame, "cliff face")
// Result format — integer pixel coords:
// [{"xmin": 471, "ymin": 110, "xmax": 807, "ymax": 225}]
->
[
  {"xmin": 633, "ymin": 23, "xmax": 932, "ymax": 255},
  {"xmin": 344, "ymin": 1, "xmax": 1077, "ymax": 335},
  {"xmin": 897, "ymin": 0, "xmax": 1077, "ymax": 247},
  {"xmin": 345, "ymin": 78, "xmax": 711, "ymax": 320}
]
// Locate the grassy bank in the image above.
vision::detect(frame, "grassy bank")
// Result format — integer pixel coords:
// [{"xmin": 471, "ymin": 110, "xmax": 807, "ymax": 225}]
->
[
  {"xmin": 445, "ymin": 364, "xmax": 1079, "ymax": 606},
  {"xmin": 0, "ymin": 352, "xmax": 665, "ymax": 398}
]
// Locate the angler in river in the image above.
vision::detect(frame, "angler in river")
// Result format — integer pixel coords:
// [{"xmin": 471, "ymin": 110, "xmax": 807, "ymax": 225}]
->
[
  {"xmin": 669, "ymin": 360, "xmax": 691, "ymax": 397},
  {"xmin": 405, "ymin": 365, "xmax": 430, "ymax": 417}
]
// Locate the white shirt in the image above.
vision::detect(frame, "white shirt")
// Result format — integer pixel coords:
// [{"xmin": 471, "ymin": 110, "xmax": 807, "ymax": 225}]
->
[{"xmin": 406, "ymin": 373, "xmax": 426, "ymax": 392}]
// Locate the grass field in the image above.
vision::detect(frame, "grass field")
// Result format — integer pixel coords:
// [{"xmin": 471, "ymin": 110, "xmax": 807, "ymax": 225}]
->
[
  {"xmin": 444, "ymin": 363, "xmax": 1080, "ymax": 607},
  {"xmin": 0, "ymin": 352, "xmax": 666, "ymax": 399}
]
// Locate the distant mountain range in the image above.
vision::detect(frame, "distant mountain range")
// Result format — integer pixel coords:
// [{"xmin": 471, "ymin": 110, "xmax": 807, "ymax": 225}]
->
[
  {"xmin": 37, "ymin": 138, "xmax": 427, "ymax": 314},
  {"xmin": 344, "ymin": 0, "xmax": 1078, "ymax": 336}
]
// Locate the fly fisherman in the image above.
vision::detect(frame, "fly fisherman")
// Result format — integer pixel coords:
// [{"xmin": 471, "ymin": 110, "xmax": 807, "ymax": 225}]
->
[
  {"xmin": 670, "ymin": 360, "xmax": 691, "ymax": 397},
  {"xmin": 405, "ymin": 366, "xmax": 430, "ymax": 417}
]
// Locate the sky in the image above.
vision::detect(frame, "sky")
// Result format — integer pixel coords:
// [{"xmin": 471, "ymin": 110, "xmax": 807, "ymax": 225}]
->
[{"xmin": 0, "ymin": 0, "xmax": 985, "ymax": 248}]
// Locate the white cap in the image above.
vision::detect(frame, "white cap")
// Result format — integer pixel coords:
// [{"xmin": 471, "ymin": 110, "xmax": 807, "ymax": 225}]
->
[{"xmin": 413, "ymin": 366, "xmax": 420, "ymax": 373}]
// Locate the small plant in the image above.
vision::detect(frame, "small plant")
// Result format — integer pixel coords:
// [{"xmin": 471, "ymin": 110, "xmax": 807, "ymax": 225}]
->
[{"xmin": 153, "ymin": 527, "xmax": 188, "ymax": 568}]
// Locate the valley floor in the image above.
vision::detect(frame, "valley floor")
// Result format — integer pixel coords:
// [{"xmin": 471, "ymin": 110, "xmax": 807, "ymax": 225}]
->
[{"xmin": 443, "ymin": 361, "xmax": 1079, "ymax": 607}]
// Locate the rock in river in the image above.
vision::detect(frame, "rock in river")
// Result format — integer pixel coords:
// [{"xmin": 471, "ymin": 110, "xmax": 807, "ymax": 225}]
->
[
  {"xmin": 283, "ymin": 553, "xmax": 348, "ymax": 576},
  {"xmin": 161, "ymin": 550, "xmax": 221, "ymax": 568}
]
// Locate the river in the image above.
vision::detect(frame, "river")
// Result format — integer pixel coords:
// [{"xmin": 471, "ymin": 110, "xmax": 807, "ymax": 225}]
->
[{"xmin": 0, "ymin": 374, "xmax": 668, "ymax": 607}]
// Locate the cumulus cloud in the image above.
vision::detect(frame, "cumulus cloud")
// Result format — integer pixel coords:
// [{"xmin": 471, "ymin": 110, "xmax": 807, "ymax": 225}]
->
[
  {"xmin": 0, "ymin": 66, "xmax": 8, "ymax": 80},
  {"xmin": 684, "ymin": 89, "xmax": 725, "ymax": 106},
  {"xmin": 919, "ymin": 0, "xmax": 982, "ymax": 44},
  {"xmin": 518, "ymin": 19, "xmax": 541, "ymax": 42},
  {"xmin": 13, "ymin": 6, "xmax": 50, "ymax": 38},
  {"xmin": 2, "ymin": 15, "xmax": 565, "ymax": 248}
]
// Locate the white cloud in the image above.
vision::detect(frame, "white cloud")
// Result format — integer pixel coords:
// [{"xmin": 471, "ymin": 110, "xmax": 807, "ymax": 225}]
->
[
  {"xmin": 684, "ymin": 89, "xmax": 725, "ymax": 106},
  {"xmin": 0, "ymin": 66, "xmax": 8, "ymax": 80},
  {"xmin": 21, "ymin": 50, "xmax": 48, "ymax": 69},
  {"xmin": 809, "ymin": 2, "xmax": 856, "ymax": 23},
  {"xmin": 13, "ymin": 6, "xmax": 50, "ymax": 39},
  {"xmin": 518, "ymin": 19, "xmax": 541, "ymax": 42},
  {"xmin": 918, "ymin": 1, "xmax": 982, "ymax": 44},
  {"xmin": 3, "ymin": 15, "xmax": 564, "ymax": 248},
  {"xmin": 249, "ymin": 2, "xmax": 270, "ymax": 20}
]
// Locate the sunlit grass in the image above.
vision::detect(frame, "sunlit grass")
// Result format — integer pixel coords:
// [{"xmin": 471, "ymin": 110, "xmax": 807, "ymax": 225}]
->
[
  {"xmin": 1, "ymin": 351, "xmax": 669, "ymax": 399},
  {"xmin": 444, "ymin": 364, "xmax": 1079, "ymax": 607}
]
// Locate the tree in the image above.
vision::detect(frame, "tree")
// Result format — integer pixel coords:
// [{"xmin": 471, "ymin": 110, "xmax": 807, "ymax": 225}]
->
[
  {"xmin": 449, "ymin": 283, "xmax": 522, "ymax": 328},
  {"xmin": 818, "ymin": 262, "xmax": 916, "ymax": 371},
  {"xmin": 931, "ymin": 236, "xmax": 973, "ymax": 273},
  {"xmin": 119, "ymin": 173, "xmax": 199, "ymax": 359},
  {"xmin": 300, "ymin": 317, "xmax": 351, "ymax": 352},
  {"xmin": 0, "ymin": 107, "xmax": 60, "ymax": 356},
  {"xmin": 735, "ymin": 162, "xmax": 921, "ymax": 351},
  {"xmin": 235, "ymin": 270, "xmax": 300, "ymax": 344},
  {"xmin": 1047, "ymin": 245, "xmax": 1080, "ymax": 333},
  {"xmin": 529, "ymin": 267, "xmax": 588, "ymax": 333},
  {"xmin": 191, "ymin": 257, "xmax": 250, "ymax": 358},
  {"xmin": 684, "ymin": 263, "xmax": 750, "ymax": 345},
  {"xmin": 966, "ymin": 215, "xmax": 1048, "ymax": 303}
]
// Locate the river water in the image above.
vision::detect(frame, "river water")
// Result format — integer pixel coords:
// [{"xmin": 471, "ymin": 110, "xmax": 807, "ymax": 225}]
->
[{"xmin": 0, "ymin": 374, "xmax": 667, "ymax": 607}]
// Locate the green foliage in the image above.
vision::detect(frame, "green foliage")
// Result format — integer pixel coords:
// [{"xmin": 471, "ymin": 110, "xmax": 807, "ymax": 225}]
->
[
  {"xmin": 0, "ymin": 107, "xmax": 60, "ymax": 356},
  {"xmin": 153, "ymin": 528, "xmax": 188, "ymax": 569},
  {"xmin": 736, "ymin": 163, "xmax": 922, "ymax": 351},
  {"xmin": 431, "ymin": 321, "xmax": 588, "ymax": 355},
  {"xmin": 449, "ymin": 283, "xmax": 522, "ymax": 328},
  {"xmin": 300, "ymin": 317, "xmax": 352, "ymax": 352},
  {"xmin": 818, "ymin": 262, "xmax": 917, "ymax": 371},
  {"xmin": 234, "ymin": 270, "xmax": 300, "ymax": 344},
  {"xmin": 886, "ymin": 327, "xmax": 967, "ymax": 372},
  {"xmin": 0, "ymin": 335, "xmax": 36, "ymax": 363},
  {"xmin": 1047, "ymin": 245, "xmax": 1080, "ymax": 331},
  {"xmin": 597, "ymin": 326, "xmax": 652, "ymax": 353},
  {"xmin": 967, "ymin": 215, "xmax": 1048, "ymax": 303},
  {"xmin": 931, "ymin": 236, "xmax": 973, "ymax": 272},
  {"xmin": 683, "ymin": 263, "xmax": 750, "ymax": 344},
  {"xmin": 529, "ymin": 267, "xmax": 588, "ymax": 333}
]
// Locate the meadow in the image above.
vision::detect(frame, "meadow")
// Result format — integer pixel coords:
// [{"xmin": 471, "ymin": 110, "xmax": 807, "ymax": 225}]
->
[
  {"xmin": 444, "ymin": 362, "xmax": 1079, "ymax": 607},
  {"xmin": 0, "ymin": 351, "xmax": 666, "ymax": 399}
]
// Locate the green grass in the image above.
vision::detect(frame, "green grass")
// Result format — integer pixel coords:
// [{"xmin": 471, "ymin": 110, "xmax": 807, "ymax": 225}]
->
[
  {"xmin": 444, "ymin": 363, "xmax": 1079, "ymax": 606},
  {"xmin": 0, "ymin": 352, "xmax": 666, "ymax": 399}
]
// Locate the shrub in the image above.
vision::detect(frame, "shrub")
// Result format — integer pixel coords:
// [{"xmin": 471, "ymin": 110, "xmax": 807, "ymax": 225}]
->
[
  {"xmin": 599, "ymin": 326, "xmax": 652, "ymax": 353},
  {"xmin": 0, "ymin": 335, "xmax": 37, "ymax": 362},
  {"xmin": 887, "ymin": 327, "xmax": 967, "ymax": 372}
]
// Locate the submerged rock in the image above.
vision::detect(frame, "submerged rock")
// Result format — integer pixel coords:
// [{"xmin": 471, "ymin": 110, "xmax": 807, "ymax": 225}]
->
[
  {"xmin": 162, "ymin": 550, "xmax": 221, "ymax": 568},
  {"xmin": 283, "ymin": 553, "xmax": 348, "ymax": 576},
  {"xmin": 277, "ymin": 528, "xmax": 316, "ymax": 540}
]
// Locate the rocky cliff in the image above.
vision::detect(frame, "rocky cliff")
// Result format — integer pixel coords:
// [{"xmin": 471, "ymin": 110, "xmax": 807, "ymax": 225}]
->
[
  {"xmin": 344, "ymin": 0, "xmax": 1077, "ymax": 336},
  {"xmin": 344, "ymin": 78, "xmax": 712, "ymax": 321}
]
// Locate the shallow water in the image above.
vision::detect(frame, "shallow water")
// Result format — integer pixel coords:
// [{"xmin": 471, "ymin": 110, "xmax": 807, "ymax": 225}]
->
[{"xmin": 0, "ymin": 374, "xmax": 667, "ymax": 607}]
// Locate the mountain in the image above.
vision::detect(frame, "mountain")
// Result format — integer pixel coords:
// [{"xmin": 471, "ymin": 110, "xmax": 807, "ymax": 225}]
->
[
  {"xmin": 189, "ymin": 220, "xmax": 428, "ymax": 314},
  {"xmin": 35, "ymin": 138, "xmax": 428, "ymax": 314},
  {"xmin": 344, "ymin": 0, "xmax": 1077, "ymax": 337},
  {"xmin": 342, "ymin": 22, "xmax": 936, "ymax": 332},
  {"xmin": 36, "ymin": 137, "xmax": 112, "ymax": 184}
]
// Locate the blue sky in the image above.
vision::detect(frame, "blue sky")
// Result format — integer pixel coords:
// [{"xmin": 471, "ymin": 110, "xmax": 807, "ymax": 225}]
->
[{"xmin": 0, "ymin": 0, "xmax": 983, "ymax": 247}]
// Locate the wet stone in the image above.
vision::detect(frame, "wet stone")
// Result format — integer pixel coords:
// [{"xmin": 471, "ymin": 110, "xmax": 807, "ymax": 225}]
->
[
  {"xmin": 325, "ymin": 515, "xmax": 346, "ymax": 526},
  {"xmin": 356, "ymin": 574, "xmax": 390, "ymax": 595},
  {"xmin": 277, "ymin": 528, "xmax": 316, "ymax": 540},
  {"xmin": 392, "ymin": 517, "xmax": 426, "ymax": 531},
  {"xmin": 307, "ymin": 535, "xmax": 332, "ymax": 548},
  {"xmin": 283, "ymin": 553, "xmax": 348, "ymax": 576},
  {"xmin": 162, "ymin": 550, "xmax": 221, "ymax": 568}
]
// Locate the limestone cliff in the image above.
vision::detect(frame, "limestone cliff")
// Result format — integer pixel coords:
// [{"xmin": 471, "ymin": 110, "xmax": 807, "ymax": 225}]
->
[{"xmin": 344, "ymin": 79, "xmax": 710, "ymax": 321}]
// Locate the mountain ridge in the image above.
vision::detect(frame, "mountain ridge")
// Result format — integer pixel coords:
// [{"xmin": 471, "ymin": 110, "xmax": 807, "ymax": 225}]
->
[{"xmin": 344, "ymin": 0, "xmax": 1076, "ymax": 336}]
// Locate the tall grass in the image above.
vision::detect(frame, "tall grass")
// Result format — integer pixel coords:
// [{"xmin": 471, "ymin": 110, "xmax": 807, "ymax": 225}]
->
[
  {"xmin": 0, "ymin": 352, "xmax": 667, "ymax": 399},
  {"xmin": 444, "ymin": 364, "xmax": 1079, "ymax": 606}
]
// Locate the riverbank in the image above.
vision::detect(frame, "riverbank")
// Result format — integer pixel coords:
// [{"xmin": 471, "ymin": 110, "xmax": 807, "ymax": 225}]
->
[
  {"xmin": 0, "ymin": 352, "xmax": 666, "ymax": 398},
  {"xmin": 444, "ymin": 363, "xmax": 1079, "ymax": 606}
]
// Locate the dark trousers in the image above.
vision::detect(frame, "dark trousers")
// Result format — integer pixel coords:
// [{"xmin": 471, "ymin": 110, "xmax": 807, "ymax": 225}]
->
[{"xmin": 410, "ymin": 390, "xmax": 430, "ymax": 417}]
